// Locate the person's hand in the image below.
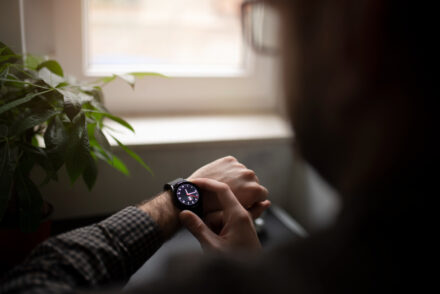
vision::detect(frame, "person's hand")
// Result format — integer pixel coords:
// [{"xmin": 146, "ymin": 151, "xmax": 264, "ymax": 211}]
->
[
  {"xmin": 188, "ymin": 156, "xmax": 270, "ymax": 217},
  {"xmin": 180, "ymin": 178, "xmax": 262, "ymax": 252},
  {"xmin": 138, "ymin": 156, "xmax": 269, "ymax": 240}
]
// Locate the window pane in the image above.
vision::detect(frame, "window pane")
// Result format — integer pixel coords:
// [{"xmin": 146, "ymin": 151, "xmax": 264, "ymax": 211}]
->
[{"xmin": 87, "ymin": 0, "xmax": 244, "ymax": 74}]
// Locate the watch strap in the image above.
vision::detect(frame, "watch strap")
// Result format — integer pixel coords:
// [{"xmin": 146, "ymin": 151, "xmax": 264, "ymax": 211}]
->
[{"xmin": 163, "ymin": 178, "xmax": 185, "ymax": 191}]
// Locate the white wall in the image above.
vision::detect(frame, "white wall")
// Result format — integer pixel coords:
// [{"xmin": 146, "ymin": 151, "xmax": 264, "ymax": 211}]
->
[
  {"xmin": 39, "ymin": 139, "xmax": 340, "ymax": 231},
  {"xmin": 23, "ymin": 0, "xmax": 55, "ymax": 55},
  {"xmin": 0, "ymin": 0, "xmax": 23, "ymax": 53}
]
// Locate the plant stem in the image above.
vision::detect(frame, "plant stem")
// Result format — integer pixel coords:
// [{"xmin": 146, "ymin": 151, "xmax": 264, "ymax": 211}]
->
[
  {"xmin": 9, "ymin": 64, "xmax": 36, "ymax": 80},
  {"xmin": 0, "ymin": 78, "xmax": 51, "ymax": 90}
]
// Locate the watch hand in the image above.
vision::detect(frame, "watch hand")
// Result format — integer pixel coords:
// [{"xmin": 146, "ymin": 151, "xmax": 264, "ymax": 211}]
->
[{"xmin": 188, "ymin": 191, "xmax": 197, "ymax": 195}]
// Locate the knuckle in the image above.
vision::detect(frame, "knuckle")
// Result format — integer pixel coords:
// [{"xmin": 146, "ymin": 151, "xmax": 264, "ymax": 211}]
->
[
  {"xmin": 247, "ymin": 182, "xmax": 260, "ymax": 191},
  {"xmin": 250, "ymin": 183, "xmax": 268, "ymax": 198},
  {"xmin": 243, "ymin": 169, "xmax": 256, "ymax": 179},
  {"xmin": 210, "ymin": 243, "xmax": 222, "ymax": 252},
  {"xmin": 217, "ymin": 182, "xmax": 230, "ymax": 192},
  {"xmin": 259, "ymin": 185, "xmax": 268, "ymax": 194},
  {"xmin": 224, "ymin": 155, "xmax": 237, "ymax": 162},
  {"xmin": 236, "ymin": 210, "xmax": 251, "ymax": 223},
  {"xmin": 235, "ymin": 163, "xmax": 246, "ymax": 169},
  {"xmin": 233, "ymin": 162, "xmax": 246, "ymax": 172}
]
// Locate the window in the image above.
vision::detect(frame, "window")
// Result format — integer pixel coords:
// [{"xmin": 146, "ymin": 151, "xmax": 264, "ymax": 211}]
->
[
  {"xmin": 87, "ymin": 0, "xmax": 245, "ymax": 76},
  {"xmin": 48, "ymin": 0, "xmax": 280, "ymax": 114}
]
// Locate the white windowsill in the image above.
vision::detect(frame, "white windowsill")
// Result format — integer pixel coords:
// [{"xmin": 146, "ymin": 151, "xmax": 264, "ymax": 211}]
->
[
  {"xmin": 86, "ymin": 64, "xmax": 248, "ymax": 78},
  {"xmin": 105, "ymin": 113, "xmax": 293, "ymax": 147}
]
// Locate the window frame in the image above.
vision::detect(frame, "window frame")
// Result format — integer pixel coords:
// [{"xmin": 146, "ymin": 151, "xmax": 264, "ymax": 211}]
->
[{"xmin": 47, "ymin": 0, "xmax": 280, "ymax": 115}]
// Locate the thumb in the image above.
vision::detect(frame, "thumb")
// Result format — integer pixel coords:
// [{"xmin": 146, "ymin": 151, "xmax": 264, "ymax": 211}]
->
[{"xmin": 179, "ymin": 210, "xmax": 218, "ymax": 249}]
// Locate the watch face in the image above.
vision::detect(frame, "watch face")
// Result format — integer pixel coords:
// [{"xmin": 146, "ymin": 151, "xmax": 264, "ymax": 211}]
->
[{"xmin": 176, "ymin": 183, "xmax": 200, "ymax": 206}]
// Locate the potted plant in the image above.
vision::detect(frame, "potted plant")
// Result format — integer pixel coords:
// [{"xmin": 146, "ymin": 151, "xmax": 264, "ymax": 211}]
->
[{"xmin": 0, "ymin": 42, "xmax": 156, "ymax": 271}]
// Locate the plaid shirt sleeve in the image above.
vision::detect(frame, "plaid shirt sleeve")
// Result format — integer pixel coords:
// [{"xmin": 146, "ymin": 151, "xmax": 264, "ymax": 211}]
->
[{"xmin": 0, "ymin": 206, "xmax": 164, "ymax": 294}]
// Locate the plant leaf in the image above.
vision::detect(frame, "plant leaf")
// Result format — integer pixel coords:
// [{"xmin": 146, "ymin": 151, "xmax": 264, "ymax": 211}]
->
[
  {"xmin": 22, "ymin": 143, "xmax": 58, "ymax": 185},
  {"xmin": 25, "ymin": 55, "xmax": 45, "ymax": 70},
  {"xmin": 31, "ymin": 136, "xmax": 39, "ymax": 147},
  {"xmin": 90, "ymin": 145, "xmax": 112, "ymax": 162},
  {"xmin": 59, "ymin": 89, "xmax": 82, "ymax": 121},
  {"xmin": 37, "ymin": 60, "xmax": 64, "ymax": 77},
  {"xmin": 0, "ymin": 89, "xmax": 54, "ymax": 115},
  {"xmin": 44, "ymin": 116, "xmax": 68, "ymax": 172},
  {"xmin": 0, "ymin": 42, "xmax": 19, "ymax": 65},
  {"xmin": 0, "ymin": 64, "xmax": 9, "ymax": 79},
  {"xmin": 112, "ymin": 136, "xmax": 153, "ymax": 176},
  {"xmin": 13, "ymin": 109, "xmax": 60, "ymax": 135},
  {"xmin": 118, "ymin": 74, "xmax": 135, "ymax": 89},
  {"xmin": 0, "ymin": 55, "xmax": 17, "ymax": 63},
  {"xmin": 92, "ymin": 74, "xmax": 117, "ymax": 86},
  {"xmin": 64, "ymin": 114, "xmax": 90, "ymax": 183},
  {"xmin": 109, "ymin": 154, "xmax": 129, "ymax": 176},
  {"xmin": 44, "ymin": 116, "xmax": 66, "ymax": 148},
  {"xmin": 86, "ymin": 88, "xmax": 104, "ymax": 104},
  {"xmin": 38, "ymin": 67, "xmax": 64, "ymax": 88},
  {"xmin": 89, "ymin": 143, "xmax": 129, "ymax": 176},
  {"xmin": 94, "ymin": 127, "xmax": 111, "ymax": 151},
  {"xmin": 0, "ymin": 42, "xmax": 16, "ymax": 56},
  {"xmin": 82, "ymin": 154, "xmax": 97, "ymax": 190},
  {"xmin": 129, "ymin": 72, "xmax": 166, "ymax": 78},
  {"xmin": 78, "ymin": 92, "xmax": 93, "ymax": 104},
  {"xmin": 83, "ymin": 110, "xmax": 134, "ymax": 133},
  {"xmin": 114, "ymin": 73, "xmax": 165, "ymax": 89}
]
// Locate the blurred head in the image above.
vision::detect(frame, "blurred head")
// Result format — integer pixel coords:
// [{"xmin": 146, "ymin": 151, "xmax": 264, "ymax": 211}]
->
[{"xmin": 266, "ymin": 0, "xmax": 431, "ymax": 196}]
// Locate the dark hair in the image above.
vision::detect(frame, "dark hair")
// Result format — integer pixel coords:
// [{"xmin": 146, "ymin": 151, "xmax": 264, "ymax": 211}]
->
[{"xmin": 277, "ymin": 0, "xmax": 433, "ymax": 196}]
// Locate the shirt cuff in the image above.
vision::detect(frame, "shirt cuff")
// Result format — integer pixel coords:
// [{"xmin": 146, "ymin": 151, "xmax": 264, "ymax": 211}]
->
[{"xmin": 99, "ymin": 206, "xmax": 164, "ymax": 273}]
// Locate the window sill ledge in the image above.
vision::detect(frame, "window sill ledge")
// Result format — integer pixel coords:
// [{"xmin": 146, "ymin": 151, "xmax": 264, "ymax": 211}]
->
[{"xmin": 106, "ymin": 113, "xmax": 293, "ymax": 148}]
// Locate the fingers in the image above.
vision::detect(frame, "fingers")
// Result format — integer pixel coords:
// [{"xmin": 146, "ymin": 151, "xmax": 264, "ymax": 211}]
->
[
  {"xmin": 245, "ymin": 182, "xmax": 269, "ymax": 202},
  {"xmin": 187, "ymin": 156, "xmax": 268, "ymax": 208},
  {"xmin": 205, "ymin": 200, "xmax": 271, "ymax": 234},
  {"xmin": 248, "ymin": 200, "xmax": 271, "ymax": 219},
  {"xmin": 206, "ymin": 200, "xmax": 271, "ymax": 225},
  {"xmin": 179, "ymin": 210, "xmax": 218, "ymax": 248},
  {"xmin": 237, "ymin": 182, "xmax": 269, "ymax": 209},
  {"xmin": 191, "ymin": 178, "xmax": 240, "ymax": 209}
]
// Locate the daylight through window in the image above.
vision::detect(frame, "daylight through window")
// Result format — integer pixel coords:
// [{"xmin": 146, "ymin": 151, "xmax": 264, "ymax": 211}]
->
[{"xmin": 87, "ymin": 0, "xmax": 245, "ymax": 75}]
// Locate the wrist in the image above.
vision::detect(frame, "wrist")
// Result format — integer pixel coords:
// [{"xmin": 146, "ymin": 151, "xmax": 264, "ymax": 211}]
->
[{"xmin": 138, "ymin": 191, "xmax": 181, "ymax": 239}]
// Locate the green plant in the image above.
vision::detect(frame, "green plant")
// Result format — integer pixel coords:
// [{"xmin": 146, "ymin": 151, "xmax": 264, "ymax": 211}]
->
[{"xmin": 0, "ymin": 42, "xmax": 157, "ymax": 232}]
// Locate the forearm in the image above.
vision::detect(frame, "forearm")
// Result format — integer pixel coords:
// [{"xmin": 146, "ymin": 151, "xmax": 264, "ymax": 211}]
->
[
  {"xmin": 0, "ymin": 206, "xmax": 164, "ymax": 293},
  {"xmin": 138, "ymin": 191, "xmax": 181, "ymax": 240}
]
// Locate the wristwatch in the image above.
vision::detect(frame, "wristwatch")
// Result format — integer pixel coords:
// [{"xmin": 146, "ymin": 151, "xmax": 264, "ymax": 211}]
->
[{"xmin": 164, "ymin": 178, "xmax": 203, "ymax": 217}]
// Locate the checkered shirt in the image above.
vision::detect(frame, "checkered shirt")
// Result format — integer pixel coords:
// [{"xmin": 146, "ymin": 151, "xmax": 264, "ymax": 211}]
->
[{"xmin": 0, "ymin": 206, "xmax": 163, "ymax": 294}]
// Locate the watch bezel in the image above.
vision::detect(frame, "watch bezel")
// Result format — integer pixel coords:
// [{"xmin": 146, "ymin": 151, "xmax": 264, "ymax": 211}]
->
[{"xmin": 169, "ymin": 180, "xmax": 202, "ymax": 211}]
